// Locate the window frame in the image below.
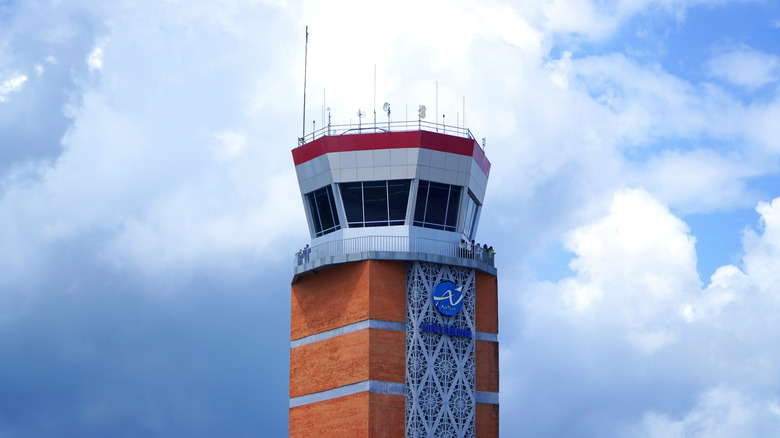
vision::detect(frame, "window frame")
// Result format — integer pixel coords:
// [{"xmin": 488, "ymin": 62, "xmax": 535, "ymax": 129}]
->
[
  {"xmin": 412, "ymin": 180, "xmax": 462, "ymax": 232},
  {"xmin": 338, "ymin": 179, "xmax": 412, "ymax": 228},
  {"xmin": 305, "ymin": 185, "xmax": 341, "ymax": 237}
]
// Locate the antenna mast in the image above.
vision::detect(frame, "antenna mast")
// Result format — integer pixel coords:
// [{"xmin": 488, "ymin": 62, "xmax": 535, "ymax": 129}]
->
[
  {"xmin": 301, "ymin": 26, "xmax": 309, "ymax": 140},
  {"xmin": 373, "ymin": 65, "xmax": 377, "ymax": 129}
]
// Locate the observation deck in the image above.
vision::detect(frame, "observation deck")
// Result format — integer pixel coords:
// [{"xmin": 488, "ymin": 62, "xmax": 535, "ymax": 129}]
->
[{"xmin": 292, "ymin": 120, "xmax": 492, "ymax": 282}]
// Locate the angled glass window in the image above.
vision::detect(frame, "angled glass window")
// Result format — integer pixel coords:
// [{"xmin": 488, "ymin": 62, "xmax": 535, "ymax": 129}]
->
[
  {"xmin": 340, "ymin": 182, "xmax": 364, "ymax": 226},
  {"xmin": 413, "ymin": 180, "xmax": 461, "ymax": 232},
  {"xmin": 363, "ymin": 181, "xmax": 388, "ymax": 225},
  {"xmin": 388, "ymin": 180, "xmax": 410, "ymax": 223},
  {"xmin": 463, "ymin": 191, "xmax": 480, "ymax": 240},
  {"xmin": 306, "ymin": 185, "xmax": 341, "ymax": 237},
  {"xmin": 339, "ymin": 180, "xmax": 411, "ymax": 228}
]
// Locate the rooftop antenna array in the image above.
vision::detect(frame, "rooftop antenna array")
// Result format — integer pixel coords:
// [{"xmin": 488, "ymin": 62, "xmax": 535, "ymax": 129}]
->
[
  {"xmin": 358, "ymin": 109, "xmax": 366, "ymax": 131},
  {"xmin": 418, "ymin": 104, "xmax": 426, "ymax": 129},
  {"xmin": 383, "ymin": 102, "xmax": 391, "ymax": 130},
  {"xmin": 373, "ymin": 65, "xmax": 377, "ymax": 129},
  {"xmin": 301, "ymin": 26, "xmax": 309, "ymax": 142}
]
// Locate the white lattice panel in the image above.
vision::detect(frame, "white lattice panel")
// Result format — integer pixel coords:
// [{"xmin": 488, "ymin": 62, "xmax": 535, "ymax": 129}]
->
[{"xmin": 405, "ymin": 262, "xmax": 476, "ymax": 438}]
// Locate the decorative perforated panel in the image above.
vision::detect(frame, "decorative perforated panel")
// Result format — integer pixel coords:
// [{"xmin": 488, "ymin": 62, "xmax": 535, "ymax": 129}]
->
[{"xmin": 406, "ymin": 262, "xmax": 476, "ymax": 438}]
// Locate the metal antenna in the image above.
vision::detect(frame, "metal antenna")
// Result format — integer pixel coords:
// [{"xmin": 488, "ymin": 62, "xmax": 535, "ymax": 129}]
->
[
  {"xmin": 301, "ymin": 26, "xmax": 309, "ymax": 141},
  {"xmin": 383, "ymin": 102, "xmax": 391, "ymax": 130},
  {"xmin": 358, "ymin": 109, "xmax": 366, "ymax": 131},
  {"xmin": 373, "ymin": 65, "xmax": 377, "ymax": 129}
]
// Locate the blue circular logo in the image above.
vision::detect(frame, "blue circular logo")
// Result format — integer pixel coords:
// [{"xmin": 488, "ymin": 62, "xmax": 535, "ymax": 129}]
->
[{"xmin": 432, "ymin": 281, "xmax": 464, "ymax": 316}]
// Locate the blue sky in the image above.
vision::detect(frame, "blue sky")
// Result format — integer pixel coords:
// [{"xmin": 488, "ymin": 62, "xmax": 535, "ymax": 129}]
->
[{"xmin": 2, "ymin": 0, "xmax": 780, "ymax": 436}]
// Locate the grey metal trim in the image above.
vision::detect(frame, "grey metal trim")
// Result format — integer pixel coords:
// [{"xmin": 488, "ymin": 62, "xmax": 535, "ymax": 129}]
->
[
  {"xmin": 290, "ymin": 319, "xmax": 497, "ymax": 349},
  {"xmin": 292, "ymin": 250, "xmax": 496, "ymax": 283},
  {"xmin": 475, "ymin": 391, "xmax": 499, "ymax": 405},
  {"xmin": 474, "ymin": 331, "xmax": 499, "ymax": 342},
  {"xmin": 289, "ymin": 380, "xmax": 406, "ymax": 408},
  {"xmin": 290, "ymin": 319, "xmax": 406, "ymax": 349},
  {"xmin": 369, "ymin": 380, "xmax": 406, "ymax": 396}
]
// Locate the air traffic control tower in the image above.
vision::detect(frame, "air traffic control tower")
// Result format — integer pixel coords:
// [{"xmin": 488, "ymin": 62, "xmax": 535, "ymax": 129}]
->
[{"xmin": 289, "ymin": 116, "xmax": 498, "ymax": 437}]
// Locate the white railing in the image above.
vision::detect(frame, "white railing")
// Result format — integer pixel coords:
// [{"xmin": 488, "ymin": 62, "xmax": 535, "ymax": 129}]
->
[
  {"xmin": 293, "ymin": 236, "xmax": 495, "ymax": 268},
  {"xmin": 297, "ymin": 120, "xmax": 477, "ymax": 147}
]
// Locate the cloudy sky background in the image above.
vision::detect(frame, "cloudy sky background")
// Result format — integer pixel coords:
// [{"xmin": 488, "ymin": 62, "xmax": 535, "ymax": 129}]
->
[{"xmin": 2, "ymin": 0, "xmax": 780, "ymax": 436}]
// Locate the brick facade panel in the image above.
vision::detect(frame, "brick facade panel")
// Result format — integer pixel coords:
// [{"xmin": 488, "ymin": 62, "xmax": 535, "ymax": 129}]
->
[
  {"xmin": 475, "ymin": 271, "xmax": 498, "ymax": 334},
  {"xmin": 476, "ymin": 340, "xmax": 499, "ymax": 393},
  {"xmin": 290, "ymin": 392, "xmax": 369, "ymax": 437},
  {"xmin": 368, "ymin": 329, "xmax": 406, "ymax": 384},
  {"xmin": 291, "ymin": 260, "xmax": 406, "ymax": 341},
  {"xmin": 291, "ymin": 262, "xmax": 370, "ymax": 341},
  {"xmin": 290, "ymin": 330, "xmax": 369, "ymax": 398},
  {"xmin": 476, "ymin": 402, "xmax": 499, "ymax": 438}
]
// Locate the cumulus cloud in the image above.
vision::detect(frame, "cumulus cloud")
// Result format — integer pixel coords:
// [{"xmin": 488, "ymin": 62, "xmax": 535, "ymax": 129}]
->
[
  {"xmin": 561, "ymin": 189, "xmax": 699, "ymax": 338},
  {"xmin": 0, "ymin": 73, "xmax": 27, "ymax": 102},
  {"xmin": 504, "ymin": 189, "xmax": 780, "ymax": 436},
  {"xmin": 630, "ymin": 148, "xmax": 763, "ymax": 214},
  {"xmin": 707, "ymin": 45, "xmax": 780, "ymax": 89},
  {"xmin": 87, "ymin": 46, "xmax": 103, "ymax": 71},
  {"xmin": 634, "ymin": 387, "xmax": 780, "ymax": 438}
]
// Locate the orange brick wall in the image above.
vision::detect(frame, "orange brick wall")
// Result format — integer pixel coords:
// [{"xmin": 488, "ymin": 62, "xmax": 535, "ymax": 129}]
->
[
  {"xmin": 476, "ymin": 403, "xmax": 499, "ymax": 438},
  {"xmin": 289, "ymin": 392, "xmax": 405, "ymax": 438},
  {"xmin": 290, "ymin": 329, "xmax": 405, "ymax": 398},
  {"xmin": 368, "ymin": 393, "xmax": 405, "ymax": 438},
  {"xmin": 476, "ymin": 340, "xmax": 499, "ymax": 393},
  {"xmin": 368, "ymin": 329, "xmax": 406, "ymax": 383},
  {"xmin": 290, "ymin": 392, "xmax": 369, "ymax": 438},
  {"xmin": 475, "ymin": 271, "xmax": 498, "ymax": 334},
  {"xmin": 367, "ymin": 261, "xmax": 407, "ymax": 323},
  {"xmin": 291, "ymin": 262, "xmax": 370, "ymax": 340},
  {"xmin": 291, "ymin": 260, "xmax": 406, "ymax": 341},
  {"xmin": 290, "ymin": 330, "xmax": 369, "ymax": 398}
]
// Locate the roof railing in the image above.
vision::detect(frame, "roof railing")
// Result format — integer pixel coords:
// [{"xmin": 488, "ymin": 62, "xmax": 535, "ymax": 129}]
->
[{"xmin": 297, "ymin": 120, "xmax": 476, "ymax": 148}]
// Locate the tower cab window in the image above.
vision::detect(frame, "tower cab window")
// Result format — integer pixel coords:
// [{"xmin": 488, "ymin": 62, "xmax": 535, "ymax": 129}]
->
[
  {"xmin": 339, "ymin": 179, "xmax": 411, "ymax": 227},
  {"xmin": 413, "ymin": 180, "xmax": 461, "ymax": 232},
  {"xmin": 306, "ymin": 185, "xmax": 341, "ymax": 237},
  {"xmin": 463, "ymin": 191, "xmax": 480, "ymax": 240}
]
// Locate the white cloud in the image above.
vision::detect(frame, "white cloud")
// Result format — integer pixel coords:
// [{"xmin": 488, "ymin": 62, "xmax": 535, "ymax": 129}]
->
[
  {"xmin": 635, "ymin": 388, "xmax": 780, "ymax": 438},
  {"xmin": 0, "ymin": 73, "xmax": 28, "ymax": 102},
  {"xmin": 560, "ymin": 189, "xmax": 700, "ymax": 325},
  {"xmin": 630, "ymin": 148, "xmax": 762, "ymax": 214},
  {"xmin": 741, "ymin": 197, "xmax": 780, "ymax": 294},
  {"xmin": 505, "ymin": 190, "xmax": 780, "ymax": 435},
  {"xmin": 545, "ymin": 50, "xmax": 573, "ymax": 88},
  {"xmin": 542, "ymin": 0, "xmax": 702, "ymax": 41},
  {"xmin": 87, "ymin": 46, "xmax": 103, "ymax": 71},
  {"xmin": 211, "ymin": 130, "xmax": 247, "ymax": 161},
  {"xmin": 707, "ymin": 45, "xmax": 780, "ymax": 89}
]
